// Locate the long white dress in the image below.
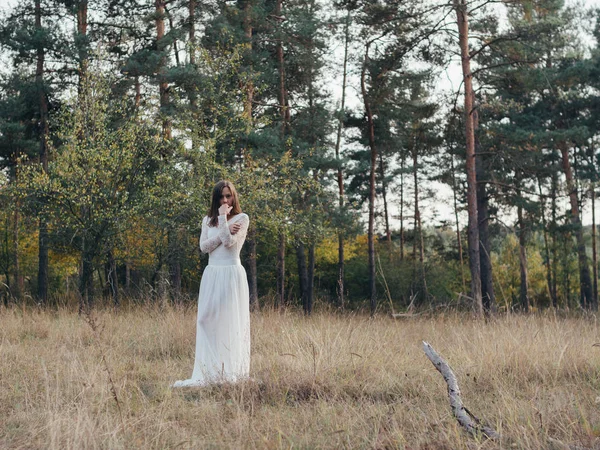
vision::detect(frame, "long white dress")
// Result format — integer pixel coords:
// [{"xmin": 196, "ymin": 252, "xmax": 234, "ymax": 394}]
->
[{"xmin": 172, "ymin": 213, "xmax": 251, "ymax": 387}]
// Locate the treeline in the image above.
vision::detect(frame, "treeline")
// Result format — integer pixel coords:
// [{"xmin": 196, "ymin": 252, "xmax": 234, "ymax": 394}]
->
[{"xmin": 0, "ymin": 0, "xmax": 599, "ymax": 314}]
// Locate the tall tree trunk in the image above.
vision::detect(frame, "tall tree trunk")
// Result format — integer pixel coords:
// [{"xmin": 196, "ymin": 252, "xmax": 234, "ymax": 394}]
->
[
  {"xmin": 155, "ymin": 0, "xmax": 171, "ymax": 139},
  {"xmin": 416, "ymin": 193, "xmax": 428, "ymax": 301},
  {"xmin": 538, "ymin": 176, "xmax": 556, "ymax": 307},
  {"xmin": 242, "ymin": 1, "xmax": 257, "ymax": 299},
  {"xmin": 103, "ymin": 258, "xmax": 110, "ymax": 298},
  {"xmin": 125, "ymin": 260, "xmax": 131, "ymax": 293},
  {"xmin": 148, "ymin": 11, "xmax": 172, "ymax": 304},
  {"xmin": 13, "ymin": 162, "xmax": 23, "ymax": 300},
  {"xmin": 75, "ymin": 0, "xmax": 89, "ymax": 120},
  {"xmin": 550, "ymin": 171, "xmax": 559, "ymax": 307},
  {"xmin": 167, "ymin": 231, "xmax": 182, "ymax": 301},
  {"xmin": 304, "ymin": 5, "xmax": 318, "ymax": 313},
  {"xmin": 412, "ymin": 142, "xmax": 427, "ymax": 300},
  {"xmin": 544, "ymin": 51, "xmax": 560, "ymax": 306},
  {"xmin": 334, "ymin": 11, "xmax": 350, "ymax": 309},
  {"xmin": 242, "ymin": 0, "xmax": 254, "ymax": 131},
  {"xmin": 410, "ymin": 133, "xmax": 417, "ymax": 264},
  {"xmin": 13, "ymin": 206, "xmax": 21, "ymax": 300},
  {"xmin": 361, "ymin": 42, "xmax": 377, "ymax": 316},
  {"xmin": 400, "ymin": 154, "xmax": 405, "ymax": 261},
  {"xmin": 275, "ymin": 0, "xmax": 290, "ymax": 132},
  {"xmin": 562, "ymin": 229, "xmax": 572, "ymax": 307},
  {"xmin": 518, "ymin": 224, "xmax": 529, "ymax": 312},
  {"xmin": 516, "ymin": 184, "xmax": 529, "ymax": 312},
  {"xmin": 296, "ymin": 241, "xmax": 308, "ymax": 313},
  {"xmin": 337, "ymin": 233, "xmax": 345, "ymax": 308},
  {"xmin": 274, "ymin": 0, "xmax": 288, "ymax": 308},
  {"xmin": 559, "ymin": 142, "xmax": 595, "ymax": 309},
  {"xmin": 35, "ymin": 0, "xmax": 49, "ymax": 304},
  {"xmin": 590, "ymin": 140, "xmax": 598, "ymax": 306},
  {"xmin": 187, "ymin": 0, "xmax": 201, "ymax": 152},
  {"xmin": 165, "ymin": 5, "xmax": 180, "ymax": 66},
  {"xmin": 379, "ymin": 151, "xmax": 392, "ymax": 246},
  {"xmin": 277, "ymin": 233, "xmax": 285, "ymax": 308},
  {"xmin": 474, "ymin": 110, "xmax": 495, "ymax": 313},
  {"xmin": 76, "ymin": 0, "xmax": 88, "ymax": 85},
  {"xmin": 79, "ymin": 238, "xmax": 94, "ymax": 313},
  {"xmin": 450, "ymin": 152, "xmax": 466, "ymax": 292},
  {"xmin": 4, "ymin": 215, "xmax": 10, "ymax": 303},
  {"xmin": 107, "ymin": 250, "xmax": 119, "ymax": 306},
  {"xmin": 76, "ymin": 0, "xmax": 95, "ymax": 308},
  {"xmin": 574, "ymin": 147, "xmax": 587, "ymax": 309},
  {"xmin": 592, "ymin": 182, "xmax": 598, "ymax": 307},
  {"xmin": 189, "ymin": 0, "xmax": 196, "ymax": 65},
  {"xmin": 307, "ymin": 243, "xmax": 315, "ymax": 315},
  {"xmin": 454, "ymin": 0, "xmax": 482, "ymax": 315},
  {"xmin": 134, "ymin": 76, "xmax": 141, "ymax": 109}
]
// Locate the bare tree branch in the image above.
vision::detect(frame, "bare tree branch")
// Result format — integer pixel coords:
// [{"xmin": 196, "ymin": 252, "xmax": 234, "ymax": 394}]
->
[{"xmin": 422, "ymin": 341, "xmax": 500, "ymax": 440}]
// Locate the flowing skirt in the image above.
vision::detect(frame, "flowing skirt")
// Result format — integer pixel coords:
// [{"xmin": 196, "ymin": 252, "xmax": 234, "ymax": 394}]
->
[{"xmin": 173, "ymin": 263, "xmax": 250, "ymax": 387}]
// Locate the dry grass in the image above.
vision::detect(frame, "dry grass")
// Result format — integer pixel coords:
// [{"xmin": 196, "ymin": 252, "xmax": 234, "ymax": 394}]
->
[{"xmin": 2, "ymin": 304, "xmax": 600, "ymax": 449}]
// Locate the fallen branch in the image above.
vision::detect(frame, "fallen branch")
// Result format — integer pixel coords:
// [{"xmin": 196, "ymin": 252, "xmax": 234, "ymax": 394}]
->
[
  {"xmin": 391, "ymin": 293, "xmax": 418, "ymax": 318},
  {"xmin": 422, "ymin": 341, "xmax": 500, "ymax": 440}
]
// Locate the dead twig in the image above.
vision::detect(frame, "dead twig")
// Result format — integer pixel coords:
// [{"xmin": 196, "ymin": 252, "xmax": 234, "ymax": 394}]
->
[{"xmin": 422, "ymin": 341, "xmax": 499, "ymax": 440}]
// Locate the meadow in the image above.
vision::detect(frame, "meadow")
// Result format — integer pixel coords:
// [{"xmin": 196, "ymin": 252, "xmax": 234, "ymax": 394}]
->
[{"xmin": 2, "ymin": 304, "xmax": 600, "ymax": 449}]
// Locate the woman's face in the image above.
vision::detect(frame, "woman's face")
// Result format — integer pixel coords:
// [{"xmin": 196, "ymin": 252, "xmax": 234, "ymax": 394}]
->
[{"xmin": 220, "ymin": 186, "xmax": 234, "ymax": 207}]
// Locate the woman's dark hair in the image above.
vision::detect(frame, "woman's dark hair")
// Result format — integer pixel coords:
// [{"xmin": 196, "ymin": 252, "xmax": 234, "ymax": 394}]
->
[{"xmin": 208, "ymin": 180, "xmax": 241, "ymax": 227}]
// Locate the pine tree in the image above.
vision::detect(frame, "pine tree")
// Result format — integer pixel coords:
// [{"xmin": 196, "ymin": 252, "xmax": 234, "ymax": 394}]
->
[
  {"xmin": 477, "ymin": 0, "xmax": 595, "ymax": 309},
  {"xmin": 0, "ymin": 0, "xmax": 71, "ymax": 303},
  {"xmin": 453, "ymin": 0, "xmax": 483, "ymax": 316},
  {"xmin": 339, "ymin": 0, "xmax": 441, "ymax": 313}
]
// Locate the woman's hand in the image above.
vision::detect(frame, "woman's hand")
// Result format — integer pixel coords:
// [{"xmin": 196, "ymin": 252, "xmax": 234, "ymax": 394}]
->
[
  {"xmin": 229, "ymin": 222, "xmax": 241, "ymax": 235},
  {"xmin": 218, "ymin": 204, "xmax": 233, "ymax": 216}
]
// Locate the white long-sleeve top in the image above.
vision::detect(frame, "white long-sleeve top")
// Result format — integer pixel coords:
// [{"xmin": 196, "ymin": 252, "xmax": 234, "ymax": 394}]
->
[{"xmin": 199, "ymin": 213, "xmax": 249, "ymax": 265}]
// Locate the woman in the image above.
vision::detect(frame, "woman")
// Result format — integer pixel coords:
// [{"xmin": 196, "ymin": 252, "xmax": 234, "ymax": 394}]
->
[{"xmin": 173, "ymin": 180, "xmax": 250, "ymax": 387}]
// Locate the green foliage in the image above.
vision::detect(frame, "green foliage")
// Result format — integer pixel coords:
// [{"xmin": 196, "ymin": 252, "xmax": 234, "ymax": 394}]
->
[
  {"xmin": 17, "ymin": 70, "xmax": 164, "ymax": 297},
  {"xmin": 492, "ymin": 234, "xmax": 547, "ymax": 310},
  {"xmin": 1, "ymin": 0, "xmax": 600, "ymax": 311}
]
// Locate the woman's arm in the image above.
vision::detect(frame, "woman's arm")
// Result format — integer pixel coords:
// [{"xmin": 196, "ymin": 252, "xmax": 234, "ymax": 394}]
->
[
  {"xmin": 199, "ymin": 217, "xmax": 222, "ymax": 254},
  {"xmin": 218, "ymin": 214, "xmax": 250, "ymax": 248}
]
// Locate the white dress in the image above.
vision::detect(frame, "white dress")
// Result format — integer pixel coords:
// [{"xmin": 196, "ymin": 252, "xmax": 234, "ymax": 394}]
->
[{"xmin": 172, "ymin": 213, "xmax": 251, "ymax": 387}]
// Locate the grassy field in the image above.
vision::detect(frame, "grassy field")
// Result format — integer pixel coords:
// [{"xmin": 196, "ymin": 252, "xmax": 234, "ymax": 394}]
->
[{"xmin": 1, "ymin": 304, "xmax": 600, "ymax": 449}]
